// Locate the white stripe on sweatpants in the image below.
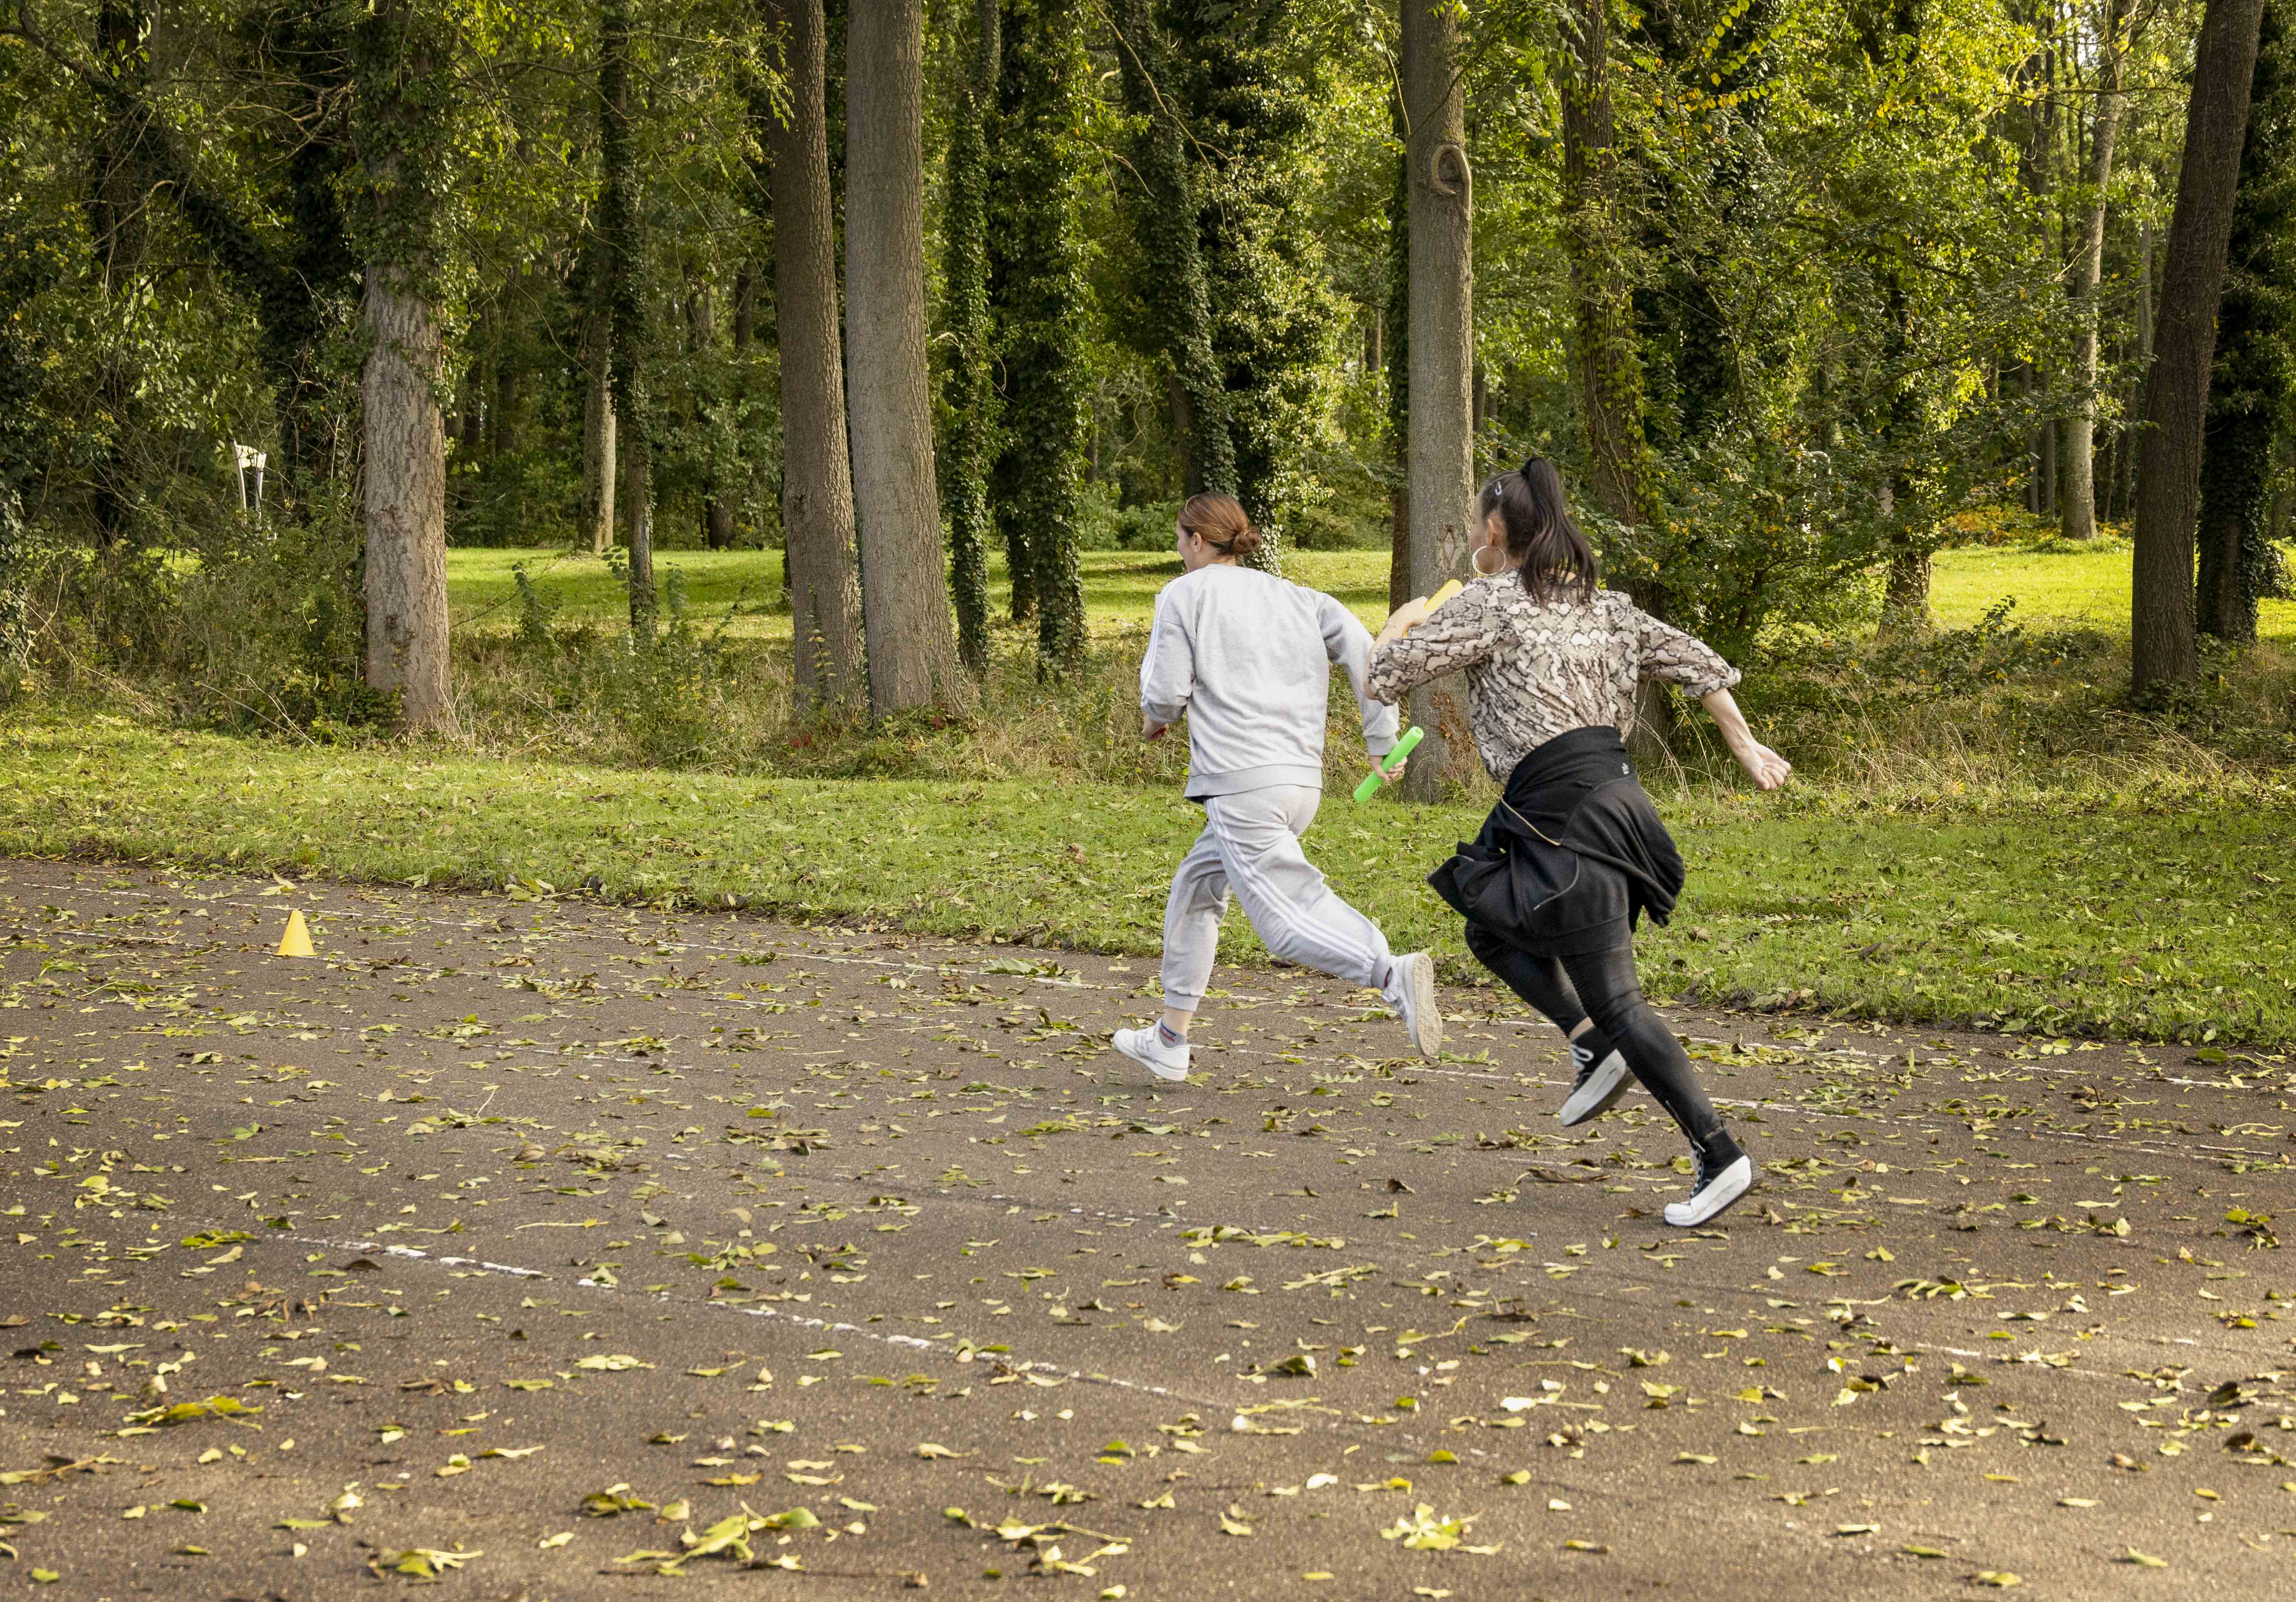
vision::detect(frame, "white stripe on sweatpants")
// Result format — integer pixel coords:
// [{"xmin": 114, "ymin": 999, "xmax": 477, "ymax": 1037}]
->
[{"xmin": 1159, "ymin": 784, "xmax": 1394, "ymax": 1012}]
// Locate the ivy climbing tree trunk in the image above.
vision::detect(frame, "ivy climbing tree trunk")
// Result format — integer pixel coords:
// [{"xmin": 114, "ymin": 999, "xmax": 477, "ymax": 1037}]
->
[
  {"xmin": 1562, "ymin": 0, "xmax": 1675, "ymax": 755},
  {"xmin": 1116, "ymin": 0, "xmax": 1237, "ymax": 504},
  {"xmin": 941, "ymin": 0, "xmax": 998, "ymax": 674},
  {"xmin": 1561, "ymin": 0, "xmax": 1663, "ymax": 542},
  {"xmin": 760, "ymin": 0, "xmax": 864, "ymax": 713},
  {"xmin": 2198, "ymin": 0, "xmax": 2294, "ymax": 643},
  {"xmin": 988, "ymin": 0, "xmax": 1090, "ymax": 672},
  {"xmin": 1399, "ymin": 0, "xmax": 1473, "ymax": 800},
  {"xmin": 2132, "ymin": 0, "xmax": 2268, "ymax": 692},
  {"xmin": 2061, "ymin": 0, "xmax": 2134, "ymax": 542},
  {"xmin": 845, "ymin": 0, "xmax": 966, "ymax": 710},
  {"xmin": 88, "ymin": 0, "xmax": 149, "ymax": 553},
  {"xmin": 600, "ymin": 0, "xmax": 653, "ymax": 637},
  {"xmin": 352, "ymin": 0, "xmax": 458, "ymax": 736}
]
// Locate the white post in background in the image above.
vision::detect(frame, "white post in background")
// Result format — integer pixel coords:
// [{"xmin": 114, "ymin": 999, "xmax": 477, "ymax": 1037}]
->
[{"xmin": 232, "ymin": 443, "xmax": 268, "ymax": 526}]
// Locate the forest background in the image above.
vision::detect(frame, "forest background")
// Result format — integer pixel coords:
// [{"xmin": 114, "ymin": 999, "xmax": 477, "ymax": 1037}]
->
[{"xmin": 2, "ymin": 0, "xmax": 2294, "ymax": 1043}]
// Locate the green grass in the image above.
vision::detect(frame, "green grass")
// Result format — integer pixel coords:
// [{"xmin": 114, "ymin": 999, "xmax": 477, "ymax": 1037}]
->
[
  {"xmin": 1929, "ymin": 538, "xmax": 2296, "ymax": 642},
  {"xmin": 451, "ymin": 548, "xmax": 1396, "ymax": 640},
  {"xmin": 9, "ymin": 720, "xmax": 2292, "ymax": 1045},
  {"xmin": 454, "ymin": 539, "xmax": 2295, "ymax": 648}
]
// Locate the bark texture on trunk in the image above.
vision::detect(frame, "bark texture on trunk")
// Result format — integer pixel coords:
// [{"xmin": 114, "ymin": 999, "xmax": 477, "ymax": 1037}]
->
[
  {"xmin": 2062, "ymin": 0, "xmax": 2132, "ymax": 541},
  {"xmin": 361, "ymin": 264, "xmax": 457, "ymax": 734},
  {"xmin": 600, "ymin": 0, "xmax": 654, "ymax": 636},
  {"xmin": 580, "ymin": 303, "xmax": 617, "ymax": 555},
  {"xmin": 762, "ymin": 0, "xmax": 865, "ymax": 713},
  {"xmin": 620, "ymin": 424, "xmax": 654, "ymax": 629},
  {"xmin": 1399, "ymin": 0, "xmax": 1475, "ymax": 800},
  {"xmin": 354, "ymin": 0, "xmax": 458, "ymax": 737},
  {"xmin": 844, "ymin": 0, "xmax": 964, "ymax": 715},
  {"xmin": 2131, "ymin": 0, "xmax": 2267, "ymax": 692}
]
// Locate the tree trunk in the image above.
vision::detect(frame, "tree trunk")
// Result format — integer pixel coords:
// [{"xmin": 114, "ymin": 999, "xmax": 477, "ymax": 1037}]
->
[
  {"xmin": 2131, "ymin": 0, "xmax": 2268, "ymax": 692},
  {"xmin": 988, "ymin": 0, "xmax": 1093, "ymax": 669},
  {"xmin": 941, "ymin": 0, "xmax": 998, "ymax": 673},
  {"xmin": 1117, "ymin": 0, "xmax": 1237, "ymax": 503},
  {"xmin": 599, "ymin": 0, "xmax": 654, "ymax": 636},
  {"xmin": 1384, "ymin": 96, "xmax": 1411, "ymax": 614},
  {"xmin": 1399, "ymin": 0, "xmax": 1474, "ymax": 801},
  {"xmin": 687, "ymin": 281, "xmax": 738, "ymax": 549},
  {"xmin": 1560, "ymin": 0, "xmax": 1664, "ymax": 539},
  {"xmin": 353, "ymin": 0, "xmax": 458, "ymax": 737},
  {"xmin": 88, "ymin": 0, "xmax": 150, "ymax": 553},
  {"xmin": 579, "ymin": 300, "xmax": 617, "ymax": 555},
  {"xmin": 2198, "ymin": 0, "xmax": 2292, "ymax": 643},
  {"xmin": 361, "ymin": 264, "xmax": 456, "ymax": 734},
  {"xmin": 2058, "ymin": 0, "xmax": 2127, "ymax": 543},
  {"xmin": 1561, "ymin": 0, "xmax": 1675, "ymax": 755},
  {"xmin": 621, "ymin": 423, "xmax": 654, "ymax": 627},
  {"xmin": 845, "ymin": 0, "xmax": 965, "ymax": 714},
  {"xmin": 761, "ymin": 0, "xmax": 866, "ymax": 713}
]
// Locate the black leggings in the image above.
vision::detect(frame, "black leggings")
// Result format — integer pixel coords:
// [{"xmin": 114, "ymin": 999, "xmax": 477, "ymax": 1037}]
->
[{"xmin": 1464, "ymin": 923, "xmax": 1725, "ymax": 1146}]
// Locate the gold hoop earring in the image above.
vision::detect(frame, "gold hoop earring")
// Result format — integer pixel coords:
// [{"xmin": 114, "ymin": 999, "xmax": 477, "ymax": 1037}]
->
[{"xmin": 1472, "ymin": 543, "xmax": 1506, "ymax": 577}]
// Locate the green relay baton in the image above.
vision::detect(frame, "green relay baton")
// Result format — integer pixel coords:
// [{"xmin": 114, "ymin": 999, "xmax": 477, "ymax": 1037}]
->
[{"xmin": 1353, "ymin": 725, "xmax": 1424, "ymax": 802}]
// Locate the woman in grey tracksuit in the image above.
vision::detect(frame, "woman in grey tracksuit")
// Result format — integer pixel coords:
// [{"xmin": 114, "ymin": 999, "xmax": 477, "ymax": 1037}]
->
[{"xmin": 1112, "ymin": 493, "xmax": 1442, "ymax": 1084}]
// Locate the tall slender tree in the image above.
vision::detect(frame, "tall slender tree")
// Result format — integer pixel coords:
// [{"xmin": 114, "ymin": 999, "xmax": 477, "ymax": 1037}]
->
[
  {"xmin": 760, "ymin": 0, "xmax": 865, "ymax": 712},
  {"xmin": 1384, "ymin": 90, "xmax": 1411, "ymax": 612},
  {"xmin": 1162, "ymin": 0, "xmax": 1326, "ymax": 574},
  {"xmin": 941, "ymin": 0, "xmax": 999, "ymax": 674},
  {"xmin": 2061, "ymin": 0, "xmax": 2136, "ymax": 541},
  {"xmin": 1115, "ymin": 0, "xmax": 1237, "ymax": 506},
  {"xmin": 2132, "ymin": 0, "xmax": 2268, "ymax": 691},
  {"xmin": 846, "ymin": 0, "xmax": 966, "ymax": 710},
  {"xmin": 1399, "ymin": 0, "xmax": 1472, "ymax": 799},
  {"xmin": 599, "ymin": 0, "xmax": 655, "ymax": 637},
  {"xmin": 988, "ymin": 0, "xmax": 1090, "ymax": 671},
  {"xmin": 1561, "ymin": 0, "xmax": 1665, "ymax": 541},
  {"xmin": 351, "ymin": 0, "xmax": 458, "ymax": 735},
  {"xmin": 2198, "ymin": 0, "xmax": 2295, "ymax": 641}
]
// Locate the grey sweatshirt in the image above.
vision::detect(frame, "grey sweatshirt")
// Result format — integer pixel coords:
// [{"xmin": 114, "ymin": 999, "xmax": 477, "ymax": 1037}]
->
[{"xmin": 1139, "ymin": 563, "xmax": 1399, "ymax": 798}]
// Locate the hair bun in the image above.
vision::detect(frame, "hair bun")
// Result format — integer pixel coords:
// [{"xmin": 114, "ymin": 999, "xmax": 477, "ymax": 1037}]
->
[{"xmin": 1178, "ymin": 492, "xmax": 1259, "ymax": 557}]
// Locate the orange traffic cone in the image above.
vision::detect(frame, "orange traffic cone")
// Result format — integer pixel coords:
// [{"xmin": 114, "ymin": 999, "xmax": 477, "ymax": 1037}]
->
[{"xmin": 276, "ymin": 910, "xmax": 316, "ymax": 959}]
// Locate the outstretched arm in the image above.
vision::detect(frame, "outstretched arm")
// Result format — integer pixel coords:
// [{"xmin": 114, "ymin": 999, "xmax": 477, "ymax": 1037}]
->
[{"xmin": 1699, "ymin": 687, "xmax": 1791, "ymax": 790}]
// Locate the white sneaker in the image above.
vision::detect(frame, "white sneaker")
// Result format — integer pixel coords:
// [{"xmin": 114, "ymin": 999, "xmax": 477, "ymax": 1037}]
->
[
  {"xmin": 1113, "ymin": 1025, "xmax": 1189, "ymax": 1083},
  {"xmin": 1386, "ymin": 952, "xmax": 1443, "ymax": 1059},
  {"xmin": 1664, "ymin": 1147, "xmax": 1752, "ymax": 1228},
  {"xmin": 1558, "ymin": 1045, "xmax": 1631, "ymax": 1127}
]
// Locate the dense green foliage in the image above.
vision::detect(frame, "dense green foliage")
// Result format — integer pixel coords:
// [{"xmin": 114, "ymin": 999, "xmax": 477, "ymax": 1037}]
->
[{"xmin": 0, "ymin": 0, "xmax": 2290, "ymax": 708}]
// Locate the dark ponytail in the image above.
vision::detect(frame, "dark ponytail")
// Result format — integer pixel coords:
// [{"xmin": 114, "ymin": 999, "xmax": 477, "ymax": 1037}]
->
[{"xmin": 1475, "ymin": 457, "xmax": 1599, "ymax": 604}]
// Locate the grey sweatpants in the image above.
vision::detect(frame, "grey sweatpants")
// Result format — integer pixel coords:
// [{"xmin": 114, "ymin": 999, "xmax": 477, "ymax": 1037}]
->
[{"xmin": 1160, "ymin": 784, "xmax": 1395, "ymax": 1011}]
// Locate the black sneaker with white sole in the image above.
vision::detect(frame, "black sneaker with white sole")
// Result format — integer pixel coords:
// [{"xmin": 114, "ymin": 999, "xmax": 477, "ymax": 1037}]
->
[
  {"xmin": 1663, "ymin": 1131, "xmax": 1752, "ymax": 1227},
  {"xmin": 1557, "ymin": 1042, "xmax": 1631, "ymax": 1126}
]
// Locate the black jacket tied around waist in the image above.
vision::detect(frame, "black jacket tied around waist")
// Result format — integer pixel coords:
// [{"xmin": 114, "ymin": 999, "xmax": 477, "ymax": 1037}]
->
[{"xmin": 1426, "ymin": 725, "xmax": 1686, "ymax": 957}]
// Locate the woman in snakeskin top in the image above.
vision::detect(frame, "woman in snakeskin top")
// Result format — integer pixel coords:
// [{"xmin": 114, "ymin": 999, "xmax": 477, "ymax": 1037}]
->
[{"xmin": 1366, "ymin": 458, "xmax": 1790, "ymax": 1228}]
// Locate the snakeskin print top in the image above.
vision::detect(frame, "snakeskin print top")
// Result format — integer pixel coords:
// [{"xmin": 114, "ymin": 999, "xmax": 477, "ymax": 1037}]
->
[{"xmin": 1365, "ymin": 576, "xmax": 1741, "ymax": 780}]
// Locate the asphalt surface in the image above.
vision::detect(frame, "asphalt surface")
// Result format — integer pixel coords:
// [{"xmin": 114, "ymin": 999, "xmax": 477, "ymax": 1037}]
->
[{"xmin": 0, "ymin": 857, "xmax": 2287, "ymax": 1600}]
